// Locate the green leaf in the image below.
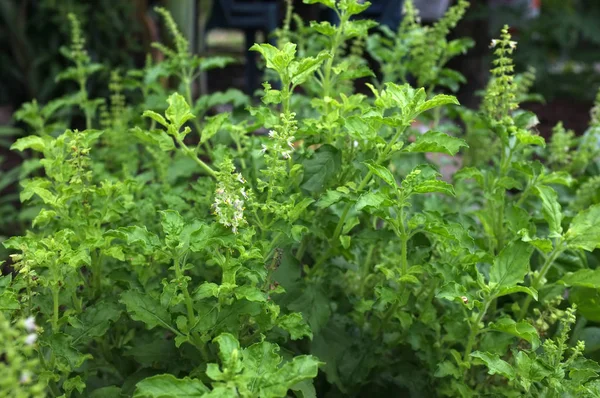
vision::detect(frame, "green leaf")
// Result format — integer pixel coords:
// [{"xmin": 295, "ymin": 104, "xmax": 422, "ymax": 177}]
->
[
  {"xmin": 507, "ymin": 206, "xmax": 530, "ymax": 234},
  {"xmin": 286, "ymin": 283, "xmax": 331, "ymax": 334},
  {"xmin": 260, "ymin": 356, "xmax": 321, "ymax": 398},
  {"xmin": 69, "ymin": 301, "xmax": 122, "ymax": 345},
  {"xmin": 20, "ymin": 179, "xmax": 56, "ymax": 204},
  {"xmin": 534, "ymin": 185, "xmax": 563, "ymax": 237},
  {"xmin": 194, "ymin": 282, "xmax": 220, "ymax": 300},
  {"xmin": 301, "ymin": 145, "xmax": 341, "ymax": 193},
  {"xmin": 132, "ymin": 127, "xmax": 175, "ymax": 151},
  {"xmin": 288, "ymin": 198, "xmax": 315, "ymax": 223},
  {"xmin": 539, "ymin": 171, "xmax": 573, "ymax": 187},
  {"xmin": 234, "ymin": 285, "xmax": 266, "ymax": 302},
  {"xmin": 142, "ymin": 110, "xmax": 168, "ymax": 127},
  {"xmin": 569, "ymin": 287, "xmax": 600, "ymax": 322},
  {"xmin": 403, "ymin": 164, "xmax": 455, "ymax": 196},
  {"xmin": 339, "ymin": 235, "xmax": 351, "ymax": 249},
  {"xmin": 290, "ymin": 52, "xmax": 330, "ymax": 86},
  {"xmin": 302, "ymin": 0, "xmax": 336, "ymax": 9},
  {"xmin": 0, "ymin": 289, "xmax": 20, "ymax": 311},
  {"xmin": 513, "ymin": 111, "xmax": 540, "ymax": 129},
  {"xmin": 278, "ymin": 313, "xmax": 313, "ymax": 340},
  {"xmin": 89, "ymin": 386, "xmax": 123, "ymax": 398},
  {"xmin": 415, "ymin": 94, "xmax": 460, "ymax": 115},
  {"xmin": 514, "ymin": 351, "xmax": 550, "ymax": 391},
  {"xmin": 412, "ymin": 179, "xmax": 455, "ymax": 196},
  {"xmin": 489, "ymin": 240, "xmax": 534, "ymax": 289},
  {"xmin": 495, "ymin": 286, "xmax": 538, "ymax": 300},
  {"xmin": 559, "ymin": 269, "xmax": 600, "ymax": 289},
  {"xmin": 565, "ymin": 205, "xmax": 600, "ymax": 252},
  {"xmin": 489, "ymin": 318, "xmax": 540, "ymax": 349},
  {"xmin": 471, "ymin": 351, "xmax": 516, "ymax": 380},
  {"xmin": 346, "ymin": 1, "xmax": 371, "ymax": 16},
  {"xmin": 11, "ymin": 135, "xmax": 46, "ymax": 152},
  {"xmin": 364, "ymin": 161, "xmax": 396, "ymax": 188},
  {"xmin": 405, "ymin": 131, "xmax": 468, "ymax": 156},
  {"xmin": 133, "ymin": 375, "xmax": 209, "ymax": 397},
  {"xmin": 516, "ymin": 129, "xmax": 545, "ymax": 147},
  {"xmin": 356, "ymin": 191, "xmax": 390, "ymax": 211},
  {"xmin": 519, "ymin": 229, "xmax": 553, "ymax": 253},
  {"xmin": 316, "ymin": 190, "xmax": 344, "ymax": 208},
  {"xmin": 200, "ymin": 113, "xmax": 229, "ymax": 144},
  {"xmin": 120, "ymin": 291, "xmax": 174, "ymax": 332},
  {"xmin": 250, "ymin": 42, "xmax": 296, "ymax": 78},
  {"xmin": 165, "ymin": 93, "xmax": 195, "ymax": 130},
  {"xmin": 160, "ymin": 210, "xmax": 185, "ymax": 246},
  {"xmin": 46, "ymin": 333, "xmax": 92, "ymax": 370},
  {"xmin": 436, "ymin": 281, "xmax": 473, "ymax": 309}
]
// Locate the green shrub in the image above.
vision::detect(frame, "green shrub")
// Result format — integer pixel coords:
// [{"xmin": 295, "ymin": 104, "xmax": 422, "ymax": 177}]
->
[{"xmin": 2, "ymin": 1, "xmax": 600, "ymax": 397}]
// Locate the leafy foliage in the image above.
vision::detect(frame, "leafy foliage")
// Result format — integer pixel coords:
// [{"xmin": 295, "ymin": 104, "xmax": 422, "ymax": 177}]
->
[{"xmin": 1, "ymin": 2, "xmax": 600, "ymax": 397}]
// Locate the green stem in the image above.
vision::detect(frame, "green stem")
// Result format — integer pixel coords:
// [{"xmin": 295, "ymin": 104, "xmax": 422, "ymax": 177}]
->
[
  {"xmin": 463, "ymin": 297, "xmax": 492, "ymax": 363},
  {"xmin": 174, "ymin": 254, "xmax": 197, "ymax": 329},
  {"xmin": 52, "ymin": 287, "xmax": 60, "ymax": 333},
  {"xmin": 296, "ymin": 236, "xmax": 309, "ymax": 261},
  {"xmin": 176, "ymin": 136, "xmax": 217, "ymax": 178},
  {"xmin": 399, "ymin": 233, "xmax": 408, "ymax": 276},
  {"xmin": 518, "ymin": 242, "xmax": 565, "ymax": 320}
]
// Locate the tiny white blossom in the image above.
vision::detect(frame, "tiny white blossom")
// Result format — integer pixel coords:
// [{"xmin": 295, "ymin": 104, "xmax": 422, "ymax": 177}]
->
[
  {"xmin": 260, "ymin": 144, "xmax": 268, "ymax": 154},
  {"xmin": 25, "ymin": 333, "xmax": 38, "ymax": 346},
  {"xmin": 489, "ymin": 39, "xmax": 498, "ymax": 48},
  {"xmin": 236, "ymin": 174, "xmax": 246, "ymax": 184},
  {"xmin": 20, "ymin": 371, "xmax": 32, "ymax": 384},
  {"xmin": 508, "ymin": 40, "xmax": 517, "ymax": 49},
  {"xmin": 287, "ymin": 137, "xmax": 295, "ymax": 151},
  {"xmin": 268, "ymin": 130, "xmax": 276, "ymax": 138},
  {"xmin": 353, "ymin": 140, "xmax": 359, "ymax": 148},
  {"xmin": 23, "ymin": 316, "xmax": 37, "ymax": 332},
  {"xmin": 282, "ymin": 151, "xmax": 291, "ymax": 159},
  {"xmin": 240, "ymin": 188, "xmax": 248, "ymax": 199}
]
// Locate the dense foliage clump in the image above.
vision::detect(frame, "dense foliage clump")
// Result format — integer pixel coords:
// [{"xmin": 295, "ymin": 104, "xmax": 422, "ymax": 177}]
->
[{"xmin": 1, "ymin": 1, "xmax": 600, "ymax": 397}]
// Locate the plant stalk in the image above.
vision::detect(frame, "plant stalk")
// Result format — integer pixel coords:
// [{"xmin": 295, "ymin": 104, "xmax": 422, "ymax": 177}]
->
[{"xmin": 518, "ymin": 242, "xmax": 565, "ymax": 320}]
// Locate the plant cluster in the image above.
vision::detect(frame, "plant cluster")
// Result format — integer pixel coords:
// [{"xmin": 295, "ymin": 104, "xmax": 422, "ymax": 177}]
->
[{"xmin": 1, "ymin": 1, "xmax": 600, "ymax": 397}]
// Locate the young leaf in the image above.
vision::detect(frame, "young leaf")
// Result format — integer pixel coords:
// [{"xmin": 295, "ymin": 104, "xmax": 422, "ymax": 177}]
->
[
  {"xmin": 489, "ymin": 240, "xmax": 534, "ymax": 289},
  {"xmin": 364, "ymin": 161, "xmax": 396, "ymax": 188},
  {"xmin": 133, "ymin": 375, "xmax": 209, "ymax": 397},
  {"xmin": 165, "ymin": 93, "xmax": 195, "ymax": 130},
  {"xmin": 470, "ymin": 351, "xmax": 516, "ymax": 380},
  {"xmin": 489, "ymin": 318, "xmax": 540, "ymax": 349},
  {"xmin": 303, "ymin": 0, "xmax": 336, "ymax": 10},
  {"xmin": 534, "ymin": 185, "xmax": 563, "ymax": 237},
  {"xmin": 559, "ymin": 269, "xmax": 600, "ymax": 289},
  {"xmin": 415, "ymin": 94, "xmax": 460, "ymax": 115},
  {"xmin": 200, "ymin": 113, "xmax": 229, "ymax": 144},
  {"xmin": 142, "ymin": 110, "xmax": 168, "ymax": 127},
  {"xmin": 278, "ymin": 313, "xmax": 313, "ymax": 340},
  {"xmin": 290, "ymin": 52, "xmax": 330, "ymax": 86},
  {"xmin": 565, "ymin": 205, "xmax": 600, "ymax": 252},
  {"xmin": 404, "ymin": 131, "xmax": 468, "ymax": 156},
  {"xmin": 11, "ymin": 135, "xmax": 47, "ymax": 152}
]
